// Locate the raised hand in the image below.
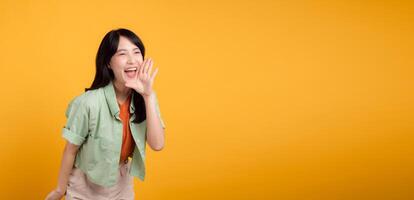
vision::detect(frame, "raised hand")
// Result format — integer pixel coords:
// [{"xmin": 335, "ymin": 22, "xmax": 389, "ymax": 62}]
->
[{"xmin": 124, "ymin": 58, "xmax": 159, "ymax": 97}]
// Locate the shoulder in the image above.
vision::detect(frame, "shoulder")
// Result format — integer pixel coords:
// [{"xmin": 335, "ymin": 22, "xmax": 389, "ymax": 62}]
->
[{"xmin": 66, "ymin": 88, "xmax": 105, "ymax": 113}]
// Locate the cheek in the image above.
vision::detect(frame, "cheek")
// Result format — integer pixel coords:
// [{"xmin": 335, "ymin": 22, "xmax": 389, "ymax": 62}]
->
[
  {"xmin": 110, "ymin": 58, "xmax": 126, "ymax": 72},
  {"xmin": 137, "ymin": 57, "xmax": 144, "ymax": 65}
]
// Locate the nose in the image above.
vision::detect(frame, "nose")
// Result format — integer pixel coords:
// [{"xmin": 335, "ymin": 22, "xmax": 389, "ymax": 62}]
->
[{"xmin": 126, "ymin": 53, "xmax": 137, "ymax": 64}]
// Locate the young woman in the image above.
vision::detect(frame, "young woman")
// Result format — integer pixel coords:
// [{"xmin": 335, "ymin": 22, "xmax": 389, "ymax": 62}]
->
[{"xmin": 45, "ymin": 28, "xmax": 166, "ymax": 200}]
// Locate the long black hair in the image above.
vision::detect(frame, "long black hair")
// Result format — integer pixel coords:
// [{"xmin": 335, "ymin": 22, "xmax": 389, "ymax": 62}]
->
[{"xmin": 85, "ymin": 28, "xmax": 146, "ymax": 124}]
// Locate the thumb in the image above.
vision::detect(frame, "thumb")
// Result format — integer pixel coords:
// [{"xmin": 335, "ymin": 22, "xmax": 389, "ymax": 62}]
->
[{"xmin": 124, "ymin": 81, "xmax": 134, "ymax": 87}]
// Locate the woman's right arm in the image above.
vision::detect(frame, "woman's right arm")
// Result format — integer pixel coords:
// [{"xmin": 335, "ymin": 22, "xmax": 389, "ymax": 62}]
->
[{"xmin": 45, "ymin": 141, "xmax": 79, "ymax": 200}]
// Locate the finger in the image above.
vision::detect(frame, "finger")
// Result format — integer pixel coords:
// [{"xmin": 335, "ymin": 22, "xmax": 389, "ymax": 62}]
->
[
  {"xmin": 140, "ymin": 58, "xmax": 147, "ymax": 75},
  {"xmin": 151, "ymin": 67, "xmax": 159, "ymax": 81},
  {"xmin": 134, "ymin": 64, "xmax": 140, "ymax": 79},
  {"xmin": 138, "ymin": 59, "xmax": 144, "ymax": 76},
  {"xmin": 125, "ymin": 81, "xmax": 133, "ymax": 88},
  {"xmin": 148, "ymin": 59, "xmax": 153, "ymax": 77},
  {"xmin": 144, "ymin": 58, "xmax": 151, "ymax": 75},
  {"xmin": 145, "ymin": 58, "xmax": 153, "ymax": 75}
]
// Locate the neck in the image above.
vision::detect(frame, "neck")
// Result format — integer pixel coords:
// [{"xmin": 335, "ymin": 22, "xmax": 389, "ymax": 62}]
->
[{"xmin": 112, "ymin": 79, "xmax": 132, "ymax": 104}]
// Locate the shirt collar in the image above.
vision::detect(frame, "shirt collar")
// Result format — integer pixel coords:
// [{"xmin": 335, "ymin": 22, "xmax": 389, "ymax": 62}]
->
[
  {"xmin": 130, "ymin": 92, "xmax": 136, "ymax": 113},
  {"xmin": 103, "ymin": 81, "xmax": 135, "ymax": 118}
]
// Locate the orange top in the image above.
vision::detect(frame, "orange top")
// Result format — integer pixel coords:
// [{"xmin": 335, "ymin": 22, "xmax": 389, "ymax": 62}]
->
[{"xmin": 119, "ymin": 94, "xmax": 136, "ymax": 163}]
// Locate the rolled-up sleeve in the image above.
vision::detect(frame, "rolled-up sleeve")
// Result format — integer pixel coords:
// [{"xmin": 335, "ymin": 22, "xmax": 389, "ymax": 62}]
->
[
  {"xmin": 154, "ymin": 92, "xmax": 166, "ymax": 129},
  {"xmin": 62, "ymin": 97, "xmax": 89, "ymax": 146}
]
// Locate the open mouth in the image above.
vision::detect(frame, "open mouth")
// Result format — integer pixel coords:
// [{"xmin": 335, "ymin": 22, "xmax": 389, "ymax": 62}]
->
[{"xmin": 124, "ymin": 67, "xmax": 137, "ymax": 78}]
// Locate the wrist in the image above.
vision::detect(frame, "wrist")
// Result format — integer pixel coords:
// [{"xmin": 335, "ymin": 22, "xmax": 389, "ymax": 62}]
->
[{"xmin": 142, "ymin": 92, "xmax": 155, "ymax": 100}]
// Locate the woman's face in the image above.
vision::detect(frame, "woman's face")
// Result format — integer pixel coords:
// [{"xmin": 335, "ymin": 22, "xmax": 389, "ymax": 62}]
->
[{"xmin": 109, "ymin": 36, "xmax": 143, "ymax": 85}]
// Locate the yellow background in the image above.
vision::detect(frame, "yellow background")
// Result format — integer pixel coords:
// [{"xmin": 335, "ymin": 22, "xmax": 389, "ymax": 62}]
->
[{"xmin": 0, "ymin": 0, "xmax": 413, "ymax": 199}]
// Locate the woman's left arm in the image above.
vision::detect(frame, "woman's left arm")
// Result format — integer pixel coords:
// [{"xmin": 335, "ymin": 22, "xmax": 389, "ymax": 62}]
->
[
  {"xmin": 144, "ymin": 93, "xmax": 165, "ymax": 151},
  {"xmin": 124, "ymin": 57, "xmax": 165, "ymax": 151}
]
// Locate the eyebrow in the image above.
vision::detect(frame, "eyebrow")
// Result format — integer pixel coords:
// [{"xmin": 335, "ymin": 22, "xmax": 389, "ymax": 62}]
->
[{"xmin": 116, "ymin": 48, "xmax": 140, "ymax": 52}]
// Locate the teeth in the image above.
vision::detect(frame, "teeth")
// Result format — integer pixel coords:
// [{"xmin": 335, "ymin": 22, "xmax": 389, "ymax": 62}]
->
[{"xmin": 125, "ymin": 68, "xmax": 137, "ymax": 72}]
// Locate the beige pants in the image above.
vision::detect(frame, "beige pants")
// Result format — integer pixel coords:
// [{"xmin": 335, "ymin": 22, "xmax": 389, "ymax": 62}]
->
[{"xmin": 65, "ymin": 160, "xmax": 135, "ymax": 200}]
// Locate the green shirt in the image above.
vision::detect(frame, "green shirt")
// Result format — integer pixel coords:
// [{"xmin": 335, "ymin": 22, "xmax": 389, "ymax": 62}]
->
[{"xmin": 62, "ymin": 81, "xmax": 166, "ymax": 187}]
